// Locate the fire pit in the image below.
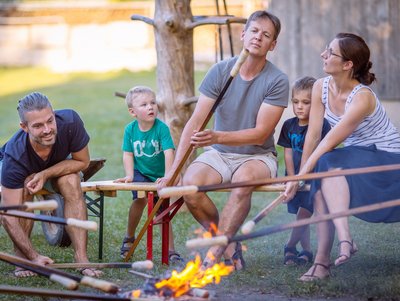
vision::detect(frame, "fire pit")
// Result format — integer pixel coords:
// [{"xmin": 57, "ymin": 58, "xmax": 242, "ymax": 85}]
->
[{"xmin": 121, "ymin": 255, "xmax": 233, "ymax": 300}]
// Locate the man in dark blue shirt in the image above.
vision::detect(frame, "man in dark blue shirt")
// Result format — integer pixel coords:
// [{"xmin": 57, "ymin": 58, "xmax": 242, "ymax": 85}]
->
[{"xmin": 0, "ymin": 92, "xmax": 101, "ymax": 277}]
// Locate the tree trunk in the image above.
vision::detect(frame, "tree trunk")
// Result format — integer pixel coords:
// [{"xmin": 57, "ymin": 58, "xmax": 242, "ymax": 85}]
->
[{"xmin": 154, "ymin": 0, "xmax": 195, "ymax": 151}]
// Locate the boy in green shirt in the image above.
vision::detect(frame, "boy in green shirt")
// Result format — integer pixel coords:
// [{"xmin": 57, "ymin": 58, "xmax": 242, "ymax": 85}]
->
[{"xmin": 115, "ymin": 86, "xmax": 183, "ymax": 263}]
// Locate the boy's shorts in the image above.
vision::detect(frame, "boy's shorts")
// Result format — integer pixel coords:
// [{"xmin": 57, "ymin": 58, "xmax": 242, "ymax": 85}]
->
[
  {"xmin": 287, "ymin": 191, "xmax": 313, "ymax": 214},
  {"xmin": 131, "ymin": 169, "xmax": 158, "ymax": 200},
  {"xmin": 193, "ymin": 148, "xmax": 278, "ymax": 183}
]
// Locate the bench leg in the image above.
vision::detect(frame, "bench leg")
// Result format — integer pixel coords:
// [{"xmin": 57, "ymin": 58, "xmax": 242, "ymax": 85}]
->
[
  {"xmin": 146, "ymin": 192, "xmax": 153, "ymax": 261},
  {"xmin": 161, "ymin": 198, "xmax": 170, "ymax": 265}
]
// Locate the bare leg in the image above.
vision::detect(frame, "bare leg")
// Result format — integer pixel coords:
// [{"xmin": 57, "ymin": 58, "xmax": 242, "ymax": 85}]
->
[
  {"xmin": 55, "ymin": 173, "xmax": 102, "ymax": 277},
  {"xmin": 321, "ymin": 176, "xmax": 357, "ymax": 265},
  {"xmin": 1, "ymin": 183, "xmax": 53, "ymax": 277},
  {"xmin": 183, "ymin": 162, "xmax": 222, "ymax": 232},
  {"xmin": 126, "ymin": 197, "xmax": 147, "ymax": 238},
  {"xmin": 300, "ymin": 190, "xmax": 334, "ymax": 281},
  {"xmin": 286, "ymin": 208, "xmax": 312, "ymax": 264},
  {"xmin": 217, "ymin": 160, "xmax": 270, "ymax": 269}
]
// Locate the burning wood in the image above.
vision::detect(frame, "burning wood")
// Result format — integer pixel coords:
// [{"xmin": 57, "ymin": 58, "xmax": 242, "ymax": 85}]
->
[{"xmin": 121, "ymin": 255, "xmax": 233, "ymax": 299}]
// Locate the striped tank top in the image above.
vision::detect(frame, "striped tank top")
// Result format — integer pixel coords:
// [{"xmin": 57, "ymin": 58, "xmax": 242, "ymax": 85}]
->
[{"xmin": 322, "ymin": 76, "xmax": 400, "ymax": 153}]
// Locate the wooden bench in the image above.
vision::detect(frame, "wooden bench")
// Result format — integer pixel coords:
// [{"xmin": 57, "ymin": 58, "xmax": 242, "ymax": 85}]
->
[
  {"xmin": 78, "ymin": 181, "xmax": 309, "ymax": 264},
  {"xmin": 1, "ymin": 173, "xmax": 309, "ymax": 264}
]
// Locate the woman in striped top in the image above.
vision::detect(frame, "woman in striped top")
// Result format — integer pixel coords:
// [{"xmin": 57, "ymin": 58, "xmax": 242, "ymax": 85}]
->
[{"xmin": 284, "ymin": 33, "xmax": 400, "ymax": 281}]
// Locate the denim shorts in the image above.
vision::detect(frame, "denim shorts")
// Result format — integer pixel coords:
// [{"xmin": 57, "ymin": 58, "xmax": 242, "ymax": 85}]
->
[{"xmin": 131, "ymin": 169, "xmax": 158, "ymax": 200}]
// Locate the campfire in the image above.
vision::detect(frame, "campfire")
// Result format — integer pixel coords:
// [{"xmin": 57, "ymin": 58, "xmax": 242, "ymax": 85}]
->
[{"xmin": 123, "ymin": 254, "xmax": 234, "ymax": 300}]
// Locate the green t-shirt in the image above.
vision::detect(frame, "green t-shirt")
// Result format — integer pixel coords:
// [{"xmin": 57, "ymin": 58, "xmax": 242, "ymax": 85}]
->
[{"xmin": 122, "ymin": 118, "xmax": 175, "ymax": 181}]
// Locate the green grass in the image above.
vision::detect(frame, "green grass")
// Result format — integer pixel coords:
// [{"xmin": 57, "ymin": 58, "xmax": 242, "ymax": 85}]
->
[{"xmin": 1, "ymin": 67, "xmax": 400, "ymax": 300}]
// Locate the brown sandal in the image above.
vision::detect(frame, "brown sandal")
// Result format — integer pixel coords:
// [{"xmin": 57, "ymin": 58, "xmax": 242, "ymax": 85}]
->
[
  {"xmin": 299, "ymin": 263, "xmax": 331, "ymax": 282},
  {"xmin": 335, "ymin": 240, "xmax": 358, "ymax": 267}
]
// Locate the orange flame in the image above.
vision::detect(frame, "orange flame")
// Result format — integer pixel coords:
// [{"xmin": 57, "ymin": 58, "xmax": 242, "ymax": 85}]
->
[
  {"xmin": 154, "ymin": 255, "xmax": 234, "ymax": 297},
  {"xmin": 194, "ymin": 223, "xmax": 220, "ymax": 239}
]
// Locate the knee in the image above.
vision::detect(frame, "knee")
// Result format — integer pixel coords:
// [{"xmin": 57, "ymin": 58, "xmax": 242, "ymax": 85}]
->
[
  {"xmin": 57, "ymin": 173, "xmax": 82, "ymax": 199},
  {"xmin": 57, "ymin": 173, "xmax": 81, "ymax": 188},
  {"xmin": 230, "ymin": 187, "xmax": 252, "ymax": 202}
]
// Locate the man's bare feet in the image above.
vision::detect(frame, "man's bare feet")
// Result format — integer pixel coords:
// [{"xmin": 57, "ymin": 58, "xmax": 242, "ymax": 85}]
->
[
  {"xmin": 14, "ymin": 267, "xmax": 37, "ymax": 278},
  {"xmin": 33, "ymin": 254, "xmax": 54, "ymax": 266},
  {"xmin": 79, "ymin": 267, "xmax": 103, "ymax": 278}
]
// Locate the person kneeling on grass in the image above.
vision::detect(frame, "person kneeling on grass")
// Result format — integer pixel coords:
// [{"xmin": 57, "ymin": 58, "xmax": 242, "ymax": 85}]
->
[
  {"xmin": 114, "ymin": 86, "xmax": 184, "ymax": 264},
  {"xmin": 277, "ymin": 76, "xmax": 330, "ymax": 266}
]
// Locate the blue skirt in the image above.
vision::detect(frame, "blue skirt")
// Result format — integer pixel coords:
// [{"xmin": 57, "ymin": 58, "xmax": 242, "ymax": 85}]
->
[{"xmin": 310, "ymin": 145, "xmax": 400, "ymax": 223}]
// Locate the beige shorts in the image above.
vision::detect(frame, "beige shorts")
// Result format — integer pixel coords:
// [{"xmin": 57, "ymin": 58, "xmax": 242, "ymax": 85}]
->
[{"xmin": 193, "ymin": 148, "xmax": 278, "ymax": 183}]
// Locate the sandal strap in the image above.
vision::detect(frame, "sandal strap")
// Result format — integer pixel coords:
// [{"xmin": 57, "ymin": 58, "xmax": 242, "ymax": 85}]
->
[
  {"xmin": 298, "ymin": 250, "xmax": 313, "ymax": 260},
  {"xmin": 303, "ymin": 262, "xmax": 331, "ymax": 277},
  {"xmin": 337, "ymin": 240, "xmax": 353, "ymax": 247},
  {"xmin": 284, "ymin": 244, "xmax": 299, "ymax": 256}
]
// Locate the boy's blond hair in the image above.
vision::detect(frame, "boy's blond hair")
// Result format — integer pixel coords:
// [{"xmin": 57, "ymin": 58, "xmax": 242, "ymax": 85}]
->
[
  {"xmin": 291, "ymin": 76, "xmax": 316, "ymax": 97},
  {"xmin": 125, "ymin": 86, "xmax": 156, "ymax": 108}
]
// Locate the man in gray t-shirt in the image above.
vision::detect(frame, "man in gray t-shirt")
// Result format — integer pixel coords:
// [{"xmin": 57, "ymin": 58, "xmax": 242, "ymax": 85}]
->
[{"xmin": 161, "ymin": 10, "xmax": 289, "ymax": 270}]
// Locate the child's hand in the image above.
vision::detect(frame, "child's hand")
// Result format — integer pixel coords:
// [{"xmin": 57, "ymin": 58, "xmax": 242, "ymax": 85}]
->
[{"xmin": 114, "ymin": 176, "xmax": 133, "ymax": 183}]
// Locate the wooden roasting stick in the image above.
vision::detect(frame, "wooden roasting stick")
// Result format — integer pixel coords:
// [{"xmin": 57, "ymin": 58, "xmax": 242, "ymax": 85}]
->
[
  {"xmin": 0, "ymin": 286, "xmax": 133, "ymax": 301},
  {"xmin": 123, "ymin": 48, "xmax": 250, "ymax": 261},
  {"xmin": 241, "ymin": 193, "xmax": 287, "ymax": 234},
  {"xmin": 186, "ymin": 198, "xmax": 400, "ymax": 249},
  {"xmin": 159, "ymin": 163, "xmax": 400, "ymax": 198},
  {"xmin": 1, "ymin": 260, "xmax": 78, "ymax": 290},
  {"xmin": 49, "ymin": 260, "xmax": 154, "ymax": 270},
  {"xmin": 0, "ymin": 200, "xmax": 58, "ymax": 212},
  {"xmin": 0, "ymin": 210, "xmax": 97, "ymax": 231},
  {"xmin": 0, "ymin": 252, "xmax": 119, "ymax": 294}
]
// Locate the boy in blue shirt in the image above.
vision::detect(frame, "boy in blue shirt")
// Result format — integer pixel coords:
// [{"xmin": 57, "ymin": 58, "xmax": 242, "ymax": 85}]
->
[
  {"xmin": 278, "ymin": 77, "xmax": 330, "ymax": 265},
  {"xmin": 115, "ymin": 86, "xmax": 183, "ymax": 263}
]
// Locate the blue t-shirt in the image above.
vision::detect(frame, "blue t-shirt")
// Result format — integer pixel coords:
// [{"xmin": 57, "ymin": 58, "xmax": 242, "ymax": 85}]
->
[
  {"xmin": 278, "ymin": 117, "xmax": 331, "ymax": 174},
  {"xmin": 0, "ymin": 109, "xmax": 90, "ymax": 189}
]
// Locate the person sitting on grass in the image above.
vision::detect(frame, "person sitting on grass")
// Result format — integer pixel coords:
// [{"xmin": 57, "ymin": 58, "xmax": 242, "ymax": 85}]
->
[
  {"xmin": 0, "ymin": 92, "xmax": 102, "ymax": 278},
  {"xmin": 278, "ymin": 76, "xmax": 330, "ymax": 266},
  {"xmin": 114, "ymin": 86, "xmax": 184, "ymax": 264}
]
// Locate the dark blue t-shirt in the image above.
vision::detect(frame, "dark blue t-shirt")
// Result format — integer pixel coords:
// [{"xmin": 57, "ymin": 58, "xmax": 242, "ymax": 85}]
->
[
  {"xmin": 278, "ymin": 117, "xmax": 331, "ymax": 174},
  {"xmin": 0, "ymin": 109, "xmax": 90, "ymax": 189}
]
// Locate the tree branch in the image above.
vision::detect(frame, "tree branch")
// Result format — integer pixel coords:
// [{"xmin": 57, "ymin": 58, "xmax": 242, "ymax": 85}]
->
[
  {"xmin": 130, "ymin": 15, "xmax": 154, "ymax": 26},
  {"xmin": 186, "ymin": 15, "xmax": 246, "ymax": 30}
]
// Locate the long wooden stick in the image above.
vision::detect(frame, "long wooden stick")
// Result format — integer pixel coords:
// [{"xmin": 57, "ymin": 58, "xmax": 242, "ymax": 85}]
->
[
  {"xmin": 0, "ymin": 200, "xmax": 58, "ymax": 212},
  {"xmin": 0, "ymin": 210, "xmax": 97, "ymax": 231},
  {"xmin": 49, "ymin": 260, "xmax": 154, "ymax": 270},
  {"xmin": 241, "ymin": 193, "xmax": 286, "ymax": 234},
  {"xmin": 0, "ymin": 252, "xmax": 119, "ymax": 294},
  {"xmin": 1, "ymin": 259, "xmax": 78, "ymax": 290},
  {"xmin": 186, "ymin": 198, "xmax": 400, "ymax": 249},
  {"xmin": 123, "ymin": 48, "xmax": 250, "ymax": 261},
  {"xmin": 0, "ymin": 286, "xmax": 132, "ymax": 301},
  {"xmin": 159, "ymin": 163, "xmax": 400, "ymax": 198}
]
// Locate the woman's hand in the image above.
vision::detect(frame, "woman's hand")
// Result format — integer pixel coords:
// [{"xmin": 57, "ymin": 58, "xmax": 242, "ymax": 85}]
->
[{"xmin": 283, "ymin": 181, "xmax": 300, "ymax": 203}]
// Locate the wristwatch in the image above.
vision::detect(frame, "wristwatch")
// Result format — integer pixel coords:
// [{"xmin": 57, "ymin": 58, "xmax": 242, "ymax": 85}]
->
[{"xmin": 298, "ymin": 180, "xmax": 305, "ymax": 188}]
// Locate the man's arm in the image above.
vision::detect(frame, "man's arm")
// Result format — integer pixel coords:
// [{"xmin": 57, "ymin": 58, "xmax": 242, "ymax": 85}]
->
[
  {"xmin": 163, "ymin": 93, "xmax": 215, "ymax": 182},
  {"xmin": 26, "ymin": 145, "xmax": 90, "ymax": 194},
  {"xmin": 190, "ymin": 103, "xmax": 284, "ymax": 147}
]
